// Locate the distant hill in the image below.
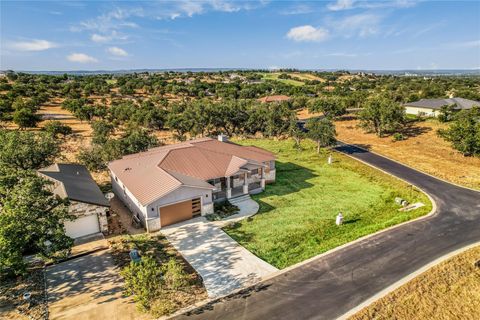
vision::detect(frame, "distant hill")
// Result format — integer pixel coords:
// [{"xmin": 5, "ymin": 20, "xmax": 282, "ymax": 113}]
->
[{"xmin": 1, "ymin": 68, "xmax": 479, "ymax": 76}]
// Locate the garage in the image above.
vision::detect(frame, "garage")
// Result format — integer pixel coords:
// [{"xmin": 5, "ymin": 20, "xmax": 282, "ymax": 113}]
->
[
  {"xmin": 64, "ymin": 214, "xmax": 101, "ymax": 238},
  {"xmin": 160, "ymin": 199, "xmax": 194, "ymax": 227}
]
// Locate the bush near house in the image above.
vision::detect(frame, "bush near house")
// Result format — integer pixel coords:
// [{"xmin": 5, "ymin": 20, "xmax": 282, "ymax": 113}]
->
[
  {"xmin": 110, "ymin": 234, "xmax": 207, "ymax": 317},
  {"xmin": 205, "ymin": 200, "xmax": 240, "ymax": 221}
]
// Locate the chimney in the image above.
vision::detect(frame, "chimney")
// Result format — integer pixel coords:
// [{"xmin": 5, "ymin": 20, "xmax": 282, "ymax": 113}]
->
[{"xmin": 218, "ymin": 134, "xmax": 228, "ymax": 142}]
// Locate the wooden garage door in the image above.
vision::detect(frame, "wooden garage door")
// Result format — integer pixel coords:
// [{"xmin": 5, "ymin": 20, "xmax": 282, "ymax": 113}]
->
[{"xmin": 160, "ymin": 200, "xmax": 193, "ymax": 227}]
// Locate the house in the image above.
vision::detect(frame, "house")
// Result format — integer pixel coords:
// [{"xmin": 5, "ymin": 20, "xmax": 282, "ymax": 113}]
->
[
  {"xmin": 403, "ymin": 97, "xmax": 480, "ymax": 117},
  {"xmin": 257, "ymin": 95, "xmax": 291, "ymax": 103},
  {"xmin": 108, "ymin": 136, "xmax": 276, "ymax": 232},
  {"xmin": 38, "ymin": 164, "xmax": 109, "ymax": 239}
]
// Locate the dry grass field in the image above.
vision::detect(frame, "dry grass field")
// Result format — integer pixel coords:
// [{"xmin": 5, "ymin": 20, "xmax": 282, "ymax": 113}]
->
[
  {"xmin": 349, "ymin": 245, "xmax": 480, "ymax": 320},
  {"xmin": 335, "ymin": 115, "xmax": 480, "ymax": 190}
]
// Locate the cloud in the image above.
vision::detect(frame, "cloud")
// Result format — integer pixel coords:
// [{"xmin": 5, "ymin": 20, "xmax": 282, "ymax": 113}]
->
[
  {"xmin": 327, "ymin": 0, "xmax": 354, "ymax": 11},
  {"xmin": 325, "ymin": 52, "xmax": 358, "ymax": 57},
  {"xmin": 67, "ymin": 53, "xmax": 98, "ymax": 63},
  {"xmin": 280, "ymin": 4, "xmax": 314, "ymax": 15},
  {"xmin": 326, "ymin": 0, "xmax": 417, "ymax": 11},
  {"xmin": 333, "ymin": 13, "xmax": 382, "ymax": 37},
  {"xmin": 91, "ymin": 31, "xmax": 128, "ymax": 43},
  {"xmin": 107, "ymin": 46, "xmax": 128, "ymax": 57},
  {"xmin": 286, "ymin": 25, "xmax": 329, "ymax": 42},
  {"xmin": 71, "ymin": 7, "xmax": 143, "ymax": 33},
  {"xmin": 9, "ymin": 39, "xmax": 57, "ymax": 51},
  {"xmin": 451, "ymin": 39, "xmax": 480, "ymax": 48}
]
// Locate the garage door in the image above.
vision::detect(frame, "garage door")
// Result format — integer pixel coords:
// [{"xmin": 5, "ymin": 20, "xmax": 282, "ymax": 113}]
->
[
  {"xmin": 64, "ymin": 214, "xmax": 100, "ymax": 238},
  {"xmin": 160, "ymin": 200, "xmax": 193, "ymax": 227}
]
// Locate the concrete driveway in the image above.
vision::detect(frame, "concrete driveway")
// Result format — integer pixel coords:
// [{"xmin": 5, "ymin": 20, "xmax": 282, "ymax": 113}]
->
[
  {"xmin": 162, "ymin": 200, "xmax": 277, "ymax": 298},
  {"xmin": 46, "ymin": 250, "xmax": 149, "ymax": 320},
  {"xmin": 172, "ymin": 143, "xmax": 480, "ymax": 320}
]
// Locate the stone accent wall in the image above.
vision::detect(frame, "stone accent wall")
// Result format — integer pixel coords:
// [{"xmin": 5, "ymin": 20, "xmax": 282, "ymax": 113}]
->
[
  {"xmin": 202, "ymin": 203, "xmax": 214, "ymax": 215},
  {"xmin": 265, "ymin": 169, "xmax": 276, "ymax": 183},
  {"xmin": 69, "ymin": 201, "xmax": 109, "ymax": 233},
  {"xmin": 146, "ymin": 217, "xmax": 161, "ymax": 232}
]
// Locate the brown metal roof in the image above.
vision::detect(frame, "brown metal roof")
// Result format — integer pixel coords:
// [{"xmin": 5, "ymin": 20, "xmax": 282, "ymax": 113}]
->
[{"xmin": 108, "ymin": 138, "xmax": 275, "ymax": 205}]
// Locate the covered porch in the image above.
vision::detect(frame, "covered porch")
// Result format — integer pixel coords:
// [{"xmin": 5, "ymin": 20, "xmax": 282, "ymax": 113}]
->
[{"xmin": 209, "ymin": 162, "xmax": 266, "ymax": 201}]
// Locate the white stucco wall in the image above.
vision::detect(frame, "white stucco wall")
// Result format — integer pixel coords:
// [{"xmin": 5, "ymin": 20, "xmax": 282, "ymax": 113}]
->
[
  {"xmin": 146, "ymin": 186, "xmax": 212, "ymax": 215},
  {"xmin": 404, "ymin": 106, "xmax": 440, "ymax": 117},
  {"xmin": 111, "ymin": 171, "xmax": 214, "ymax": 231},
  {"xmin": 110, "ymin": 172, "xmax": 148, "ymax": 225}
]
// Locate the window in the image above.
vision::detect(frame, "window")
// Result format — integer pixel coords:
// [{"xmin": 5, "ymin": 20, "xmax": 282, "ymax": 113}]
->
[{"xmin": 251, "ymin": 169, "xmax": 259, "ymax": 175}]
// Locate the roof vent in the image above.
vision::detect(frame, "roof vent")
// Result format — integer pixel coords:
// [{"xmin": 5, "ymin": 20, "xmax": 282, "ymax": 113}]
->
[
  {"xmin": 218, "ymin": 134, "xmax": 228, "ymax": 142},
  {"xmin": 124, "ymin": 167, "xmax": 132, "ymax": 172}
]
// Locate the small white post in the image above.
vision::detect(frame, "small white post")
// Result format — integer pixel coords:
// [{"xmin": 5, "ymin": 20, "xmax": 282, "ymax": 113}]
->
[
  {"xmin": 328, "ymin": 155, "xmax": 333, "ymax": 165},
  {"xmin": 336, "ymin": 213, "xmax": 343, "ymax": 226}
]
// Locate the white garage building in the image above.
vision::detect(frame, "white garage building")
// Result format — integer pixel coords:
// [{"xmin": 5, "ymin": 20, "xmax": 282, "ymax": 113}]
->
[{"xmin": 38, "ymin": 164, "xmax": 109, "ymax": 239}]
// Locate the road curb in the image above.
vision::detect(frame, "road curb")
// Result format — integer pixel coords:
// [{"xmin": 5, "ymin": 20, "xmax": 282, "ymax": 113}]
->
[
  {"xmin": 336, "ymin": 241, "xmax": 480, "ymax": 320},
  {"xmin": 260, "ymin": 149, "xmax": 438, "ymax": 283},
  {"xmin": 162, "ymin": 142, "xmax": 441, "ymax": 320},
  {"xmin": 336, "ymin": 141, "xmax": 480, "ymax": 193}
]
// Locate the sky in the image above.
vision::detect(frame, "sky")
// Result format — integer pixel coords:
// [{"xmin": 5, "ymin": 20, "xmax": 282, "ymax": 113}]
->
[{"xmin": 1, "ymin": 0, "xmax": 479, "ymax": 71}]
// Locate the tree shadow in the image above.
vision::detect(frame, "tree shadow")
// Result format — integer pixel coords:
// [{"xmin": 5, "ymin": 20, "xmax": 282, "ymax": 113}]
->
[
  {"xmin": 334, "ymin": 144, "xmax": 372, "ymax": 154},
  {"xmin": 400, "ymin": 122, "xmax": 432, "ymax": 138}
]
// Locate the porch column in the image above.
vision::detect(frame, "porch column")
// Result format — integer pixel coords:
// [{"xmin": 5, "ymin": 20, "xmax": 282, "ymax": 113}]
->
[
  {"xmin": 243, "ymin": 172, "xmax": 249, "ymax": 194},
  {"xmin": 226, "ymin": 176, "xmax": 232, "ymax": 199},
  {"xmin": 260, "ymin": 167, "xmax": 266, "ymax": 189}
]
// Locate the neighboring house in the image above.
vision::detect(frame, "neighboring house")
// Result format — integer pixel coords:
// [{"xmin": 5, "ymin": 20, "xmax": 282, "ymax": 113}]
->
[
  {"xmin": 38, "ymin": 164, "xmax": 109, "ymax": 239},
  {"xmin": 403, "ymin": 97, "xmax": 480, "ymax": 117},
  {"xmin": 108, "ymin": 136, "xmax": 276, "ymax": 232},
  {"xmin": 257, "ymin": 95, "xmax": 291, "ymax": 103}
]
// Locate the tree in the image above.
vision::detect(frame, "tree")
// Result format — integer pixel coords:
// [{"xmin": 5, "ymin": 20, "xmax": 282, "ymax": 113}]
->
[
  {"xmin": 438, "ymin": 107, "xmax": 480, "ymax": 156},
  {"xmin": 0, "ymin": 130, "xmax": 60, "ymax": 170},
  {"xmin": 289, "ymin": 118, "xmax": 305, "ymax": 149},
  {"xmin": 306, "ymin": 118, "xmax": 337, "ymax": 153},
  {"xmin": 309, "ymin": 97, "xmax": 346, "ymax": 119},
  {"xmin": 13, "ymin": 108, "xmax": 40, "ymax": 129},
  {"xmin": 438, "ymin": 104, "xmax": 456, "ymax": 123},
  {"xmin": 0, "ymin": 168, "xmax": 73, "ymax": 276},
  {"xmin": 91, "ymin": 120, "xmax": 115, "ymax": 145},
  {"xmin": 358, "ymin": 97, "xmax": 405, "ymax": 137}
]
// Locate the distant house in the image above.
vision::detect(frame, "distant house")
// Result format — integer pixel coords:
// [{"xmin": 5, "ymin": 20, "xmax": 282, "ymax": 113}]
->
[
  {"xmin": 257, "ymin": 95, "xmax": 291, "ymax": 103},
  {"xmin": 403, "ymin": 97, "xmax": 480, "ymax": 117},
  {"xmin": 38, "ymin": 164, "xmax": 109, "ymax": 239},
  {"xmin": 108, "ymin": 136, "xmax": 276, "ymax": 232}
]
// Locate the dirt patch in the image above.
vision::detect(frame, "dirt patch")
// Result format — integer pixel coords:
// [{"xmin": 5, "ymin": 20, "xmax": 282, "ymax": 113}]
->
[
  {"xmin": 0, "ymin": 268, "xmax": 48, "ymax": 320},
  {"xmin": 349, "ymin": 245, "xmax": 480, "ymax": 320},
  {"xmin": 335, "ymin": 115, "xmax": 480, "ymax": 190}
]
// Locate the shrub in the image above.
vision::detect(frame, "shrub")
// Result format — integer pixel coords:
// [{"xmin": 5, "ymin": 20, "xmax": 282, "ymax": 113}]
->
[
  {"xmin": 151, "ymin": 298, "xmax": 178, "ymax": 317},
  {"xmin": 43, "ymin": 120, "xmax": 72, "ymax": 137},
  {"xmin": 120, "ymin": 256, "xmax": 163, "ymax": 312},
  {"xmin": 162, "ymin": 258, "xmax": 189, "ymax": 290},
  {"xmin": 206, "ymin": 200, "xmax": 240, "ymax": 221},
  {"xmin": 13, "ymin": 108, "xmax": 40, "ymax": 129},
  {"xmin": 392, "ymin": 133, "xmax": 405, "ymax": 141}
]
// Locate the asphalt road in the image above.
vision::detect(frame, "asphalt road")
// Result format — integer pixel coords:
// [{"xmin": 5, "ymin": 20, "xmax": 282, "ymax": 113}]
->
[{"xmin": 174, "ymin": 144, "xmax": 480, "ymax": 320}]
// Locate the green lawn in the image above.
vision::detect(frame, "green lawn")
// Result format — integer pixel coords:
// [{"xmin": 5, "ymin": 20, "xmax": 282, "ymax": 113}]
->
[
  {"xmin": 224, "ymin": 139, "xmax": 432, "ymax": 269},
  {"xmin": 261, "ymin": 73, "xmax": 305, "ymax": 86}
]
